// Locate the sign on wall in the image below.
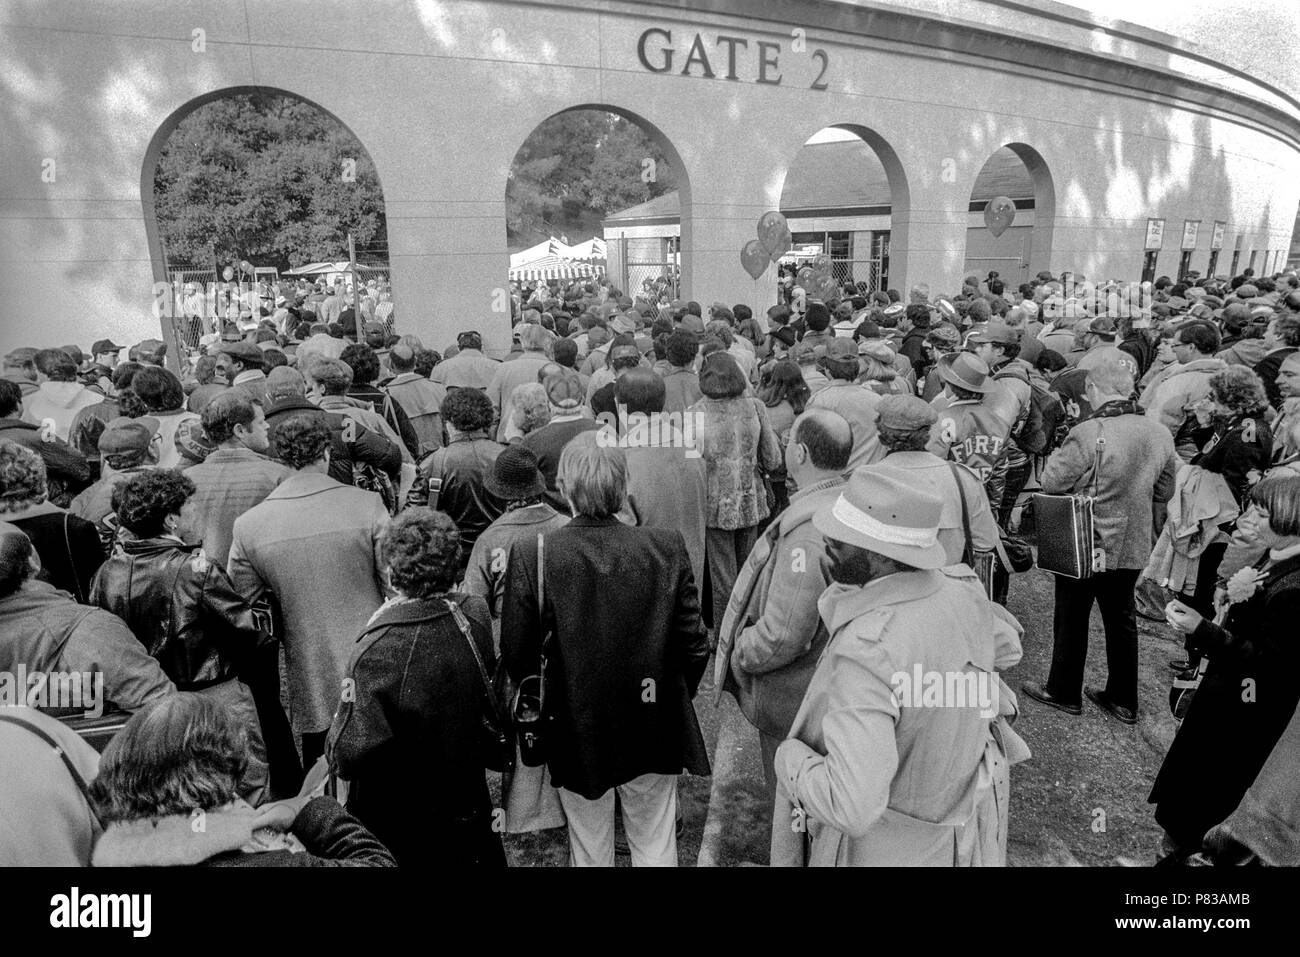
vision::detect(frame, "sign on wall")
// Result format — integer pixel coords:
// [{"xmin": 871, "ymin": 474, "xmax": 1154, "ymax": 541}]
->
[
  {"xmin": 1181, "ymin": 220, "xmax": 1200, "ymax": 250},
  {"xmin": 1211, "ymin": 221, "xmax": 1226, "ymax": 250},
  {"xmin": 636, "ymin": 28, "xmax": 830, "ymax": 90},
  {"xmin": 1145, "ymin": 218, "xmax": 1165, "ymax": 250}
]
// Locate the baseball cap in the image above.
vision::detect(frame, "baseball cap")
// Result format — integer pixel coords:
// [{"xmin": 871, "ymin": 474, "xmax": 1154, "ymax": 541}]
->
[
  {"xmin": 98, "ymin": 416, "xmax": 160, "ymax": 456},
  {"xmin": 543, "ymin": 371, "xmax": 584, "ymax": 410},
  {"xmin": 90, "ymin": 339, "xmax": 124, "ymax": 356}
]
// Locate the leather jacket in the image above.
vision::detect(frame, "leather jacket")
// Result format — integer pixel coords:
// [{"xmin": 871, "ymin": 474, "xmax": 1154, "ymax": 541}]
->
[
  {"xmin": 89, "ymin": 536, "xmax": 271, "ymax": 690},
  {"xmin": 406, "ymin": 432, "xmax": 505, "ymax": 567}
]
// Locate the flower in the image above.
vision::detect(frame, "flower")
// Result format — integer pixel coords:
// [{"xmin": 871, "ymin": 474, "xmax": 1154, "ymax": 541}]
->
[{"xmin": 1224, "ymin": 566, "xmax": 1266, "ymax": 606}]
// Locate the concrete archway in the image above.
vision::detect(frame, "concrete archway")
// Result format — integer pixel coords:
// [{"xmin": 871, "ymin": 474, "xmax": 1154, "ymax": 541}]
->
[
  {"xmin": 140, "ymin": 86, "xmax": 388, "ymax": 360},
  {"xmin": 508, "ymin": 103, "xmax": 694, "ymax": 306},
  {"xmin": 964, "ymin": 142, "xmax": 1056, "ymax": 285},
  {"xmin": 775, "ymin": 123, "xmax": 911, "ymax": 295}
]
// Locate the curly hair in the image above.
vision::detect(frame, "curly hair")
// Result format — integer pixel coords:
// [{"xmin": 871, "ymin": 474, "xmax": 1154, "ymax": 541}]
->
[
  {"xmin": 340, "ymin": 343, "xmax": 380, "ymax": 386},
  {"xmin": 511, "ymin": 383, "xmax": 552, "ymax": 436},
  {"xmin": 441, "ymin": 387, "xmax": 494, "ymax": 433},
  {"xmin": 90, "ymin": 693, "xmax": 248, "ymax": 826},
  {"xmin": 414, "ymin": 349, "xmax": 440, "ymax": 378},
  {"xmin": 380, "ymin": 507, "xmax": 462, "ymax": 599},
  {"xmin": 115, "ymin": 388, "xmax": 150, "ymax": 420},
  {"xmin": 115, "ymin": 469, "xmax": 195, "ymax": 537},
  {"xmin": 271, "ymin": 414, "xmax": 331, "ymax": 470},
  {"xmin": 0, "ymin": 441, "xmax": 47, "ymax": 513},
  {"xmin": 132, "ymin": 366, "xmax": 187, "ymax": 413},
  {"xmin": 1209, "ymin": 366, "xmax": 1268, "ymax": 416}
]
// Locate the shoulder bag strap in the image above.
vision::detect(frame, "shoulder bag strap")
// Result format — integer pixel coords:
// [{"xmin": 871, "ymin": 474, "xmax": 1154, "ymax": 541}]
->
[
  {"xmin": 1089, "ymin": 422, "xmax": 1106, "ymax": 499},
  {"xmin": 446, "ymin": 599, "xmax": 500, "ymax": 716},
  {"xmin": 537, "ymin": 532, "xmax": 548, "ymax": 712},
  {"xmin": 62, "ymin": 512, "xmax": 85, "ymax": 605},
  {"xmin": 947, "ymin": 463, "xmax": 976, "ymax": 566},
  {"xmin": 0, "ymin": 712, "xmax": 100, "ymax": 827}
]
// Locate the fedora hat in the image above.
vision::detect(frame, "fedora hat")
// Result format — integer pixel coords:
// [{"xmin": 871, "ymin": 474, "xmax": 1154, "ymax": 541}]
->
[
  {"xmin": 484, "ymin": 445, "xmax": 547, "ymax": 501},
  {"xmin": 967, "ymin": 319, "xmax": 1020, "ymax": 346},
  {"xmin": 937, "ymin": 352, "xmax": 991, "ymax": 393},
  {"xmin": 813, "ymin": 466, "xmax": 947, "ymax": 569}
]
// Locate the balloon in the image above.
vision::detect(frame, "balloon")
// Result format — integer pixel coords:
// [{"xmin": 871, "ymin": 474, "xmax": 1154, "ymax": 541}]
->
[
  {"xmin": 766, "ymin": 225, "xmax": 792, "ymax": 263},
  {"xmin": 812, "ymin": 274, "xmax": 839, "ymax": 301},
  {"xmin": 741, "ymin": 240, "xmax": 769, "ymax": 281},
  {"xmin": 757, "ymin": 211, "xmax": 789, "ymax": 256},
  {"xmin": 812, "ymin": 253, "xmax": 833, "ymax": 276},
  {"xmin": 222, "ymin": 266, "xmax": 234, "ymax": 281},
  {"xmin": 984, "ymin": 196, "xmax": 1017, "ymax": 238},
  {"xmin": 795, "ymin": 265, "xmax": 817, "ymax": 289}
]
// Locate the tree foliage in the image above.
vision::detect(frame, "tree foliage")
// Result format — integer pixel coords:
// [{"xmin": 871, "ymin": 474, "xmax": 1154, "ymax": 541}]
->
[
  {"xmin": 506, "ymin": 111, "xmax": 677, "ymax": 244},
  {"xmin": 153, "ymin": 94, "xmax": 387, "ymax": 269}
]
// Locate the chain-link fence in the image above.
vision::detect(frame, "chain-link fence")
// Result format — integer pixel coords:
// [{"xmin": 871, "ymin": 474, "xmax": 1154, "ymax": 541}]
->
[
  {"xmin": 624, "ymin": 261, "xmax": 680, "ymax": 300},
  {"xmin": 829, "ymin": 258, "xmax": 884, "ymax": 293}
]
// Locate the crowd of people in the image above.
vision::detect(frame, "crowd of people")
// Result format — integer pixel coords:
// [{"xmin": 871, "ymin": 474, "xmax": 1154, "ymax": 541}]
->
[{"xmin": 3, "ymin": 262, "xmax": 1300, "ymax": 868}]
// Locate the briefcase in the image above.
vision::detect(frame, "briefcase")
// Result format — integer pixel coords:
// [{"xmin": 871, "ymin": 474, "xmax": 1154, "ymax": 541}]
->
[
  {"xmin": 1032, "ymin": 428, "xmax": 1106, "ymax": 579},
  {"xmin": 1032, "ymin": 491, "xmax": 1098, "ymax": 579}
]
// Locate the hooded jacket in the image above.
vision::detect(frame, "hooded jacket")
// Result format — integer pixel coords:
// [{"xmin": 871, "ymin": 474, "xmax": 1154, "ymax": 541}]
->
[
  {"xmin": 22, "ymin": 381, "xmax": 102, "ymax": 442},
  {"xmin": 89, "ymin": 536, "xmax": 271, "ymax": 690}
]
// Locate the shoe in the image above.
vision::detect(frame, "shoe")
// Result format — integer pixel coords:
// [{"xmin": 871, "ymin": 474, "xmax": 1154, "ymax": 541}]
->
[
  {"xmin": 1085, "ymin": 685, "xmax": 1137, "ymax": 725},
  {"xmin": 1021, "ymin": 681, "xmax": 1082, "ymax": 716},
  {"xmin": 1168, "ymin": 658, "xmax": 1191, "ymax": 671}
]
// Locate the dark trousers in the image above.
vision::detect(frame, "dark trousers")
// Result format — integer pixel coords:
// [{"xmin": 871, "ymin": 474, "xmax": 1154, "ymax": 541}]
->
[
  {"xmin": 1045, "ymin": 568, "xmax": 1141, "ymax": 712},
  {"xmin": 705, "ymin": 525, "xmax": 759, "ymax": 640},
  {"xmin": 991, "ymin": 459, "xmax": 1032, "ymax": 606},
  {"xmin": 301, "ymin": 730, "xmax": 329, "ymax": 774},
  {"xmin": 1178, "ymin": 540, "xmax": 1228, "ymax": 667},
  {"xmin": 237, "ymin": 644, "xmax": 303, "ymax": 799}
]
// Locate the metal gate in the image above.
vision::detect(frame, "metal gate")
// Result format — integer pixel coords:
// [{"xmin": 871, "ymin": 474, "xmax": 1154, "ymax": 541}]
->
[
  {"xmin": 620, "ymin": 235, "xmax": 680, "ymax": 299},
  {"xmin": 829, "ymin": 258, "xmax": 884, "ymax": 293}
]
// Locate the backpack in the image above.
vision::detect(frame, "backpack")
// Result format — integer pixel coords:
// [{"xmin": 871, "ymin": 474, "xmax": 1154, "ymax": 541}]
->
[{"xmin": 998, "ymin": 370, "xmax": 1063, "ymax": 456}]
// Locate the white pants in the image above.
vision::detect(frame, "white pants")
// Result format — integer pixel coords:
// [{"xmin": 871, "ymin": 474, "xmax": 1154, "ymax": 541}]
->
[{"xmin": 558, "ymin": 773, "xmax": 678, "ymax": 867}]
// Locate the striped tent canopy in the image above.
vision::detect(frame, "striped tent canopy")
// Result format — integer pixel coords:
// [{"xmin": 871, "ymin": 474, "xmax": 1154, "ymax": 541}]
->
[{"xmin": 509, "ymin": 258, "xmax": 605, "ymax": 281}]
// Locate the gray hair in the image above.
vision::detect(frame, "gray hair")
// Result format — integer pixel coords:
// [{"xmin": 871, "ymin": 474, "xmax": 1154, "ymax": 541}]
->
[
  {"xmin": 557, "ymin": 431, "xmax": 626, "ymax": 518},
  {"xmin": 511, "ymin": 382, "xmax": 552, "ymax": 436}
]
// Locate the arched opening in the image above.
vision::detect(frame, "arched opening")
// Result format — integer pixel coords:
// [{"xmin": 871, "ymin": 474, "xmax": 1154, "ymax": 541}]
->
[
  {"xmin": 775, "ymin": 124, "xmax": 911, "ymax": 298},
  {"xmin": 964, "ymin": 143, "xmax": 1055, "ymax": 288},
  {"xmin": 142, "ymin": 87, "xmax": 389, "ymax": 357},
  {"xmin": 506, "ymin": 105, "xmax": 691, "ymax": 312}
]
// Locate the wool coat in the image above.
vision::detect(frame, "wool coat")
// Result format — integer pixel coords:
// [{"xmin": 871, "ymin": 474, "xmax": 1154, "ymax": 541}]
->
[
  {"xmin": 1150, "ymin": 551, "xmax": 1300, "ymax": 850},
  {"xmin": 328, "ymin": 594, "xmax": 506, "ymax": 867},
  {"xmin": 1041, "ymin": 405, "xmax": 1180, "ymax": 571},
  {"xmin": 227, "ymin": 471, "xmax": 389, "ymax": 733},
  {"xmin": 500, "ymin": 517, "xmax": 711, "ymax": 799}
]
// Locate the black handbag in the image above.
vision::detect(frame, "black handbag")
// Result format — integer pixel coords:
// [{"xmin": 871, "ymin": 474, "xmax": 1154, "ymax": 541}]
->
[
  {"xmin": 446, "ymin": 599, "xmax": 514, "ymax": 776},
  {"xmin": 1032, "ymin": 427, "xmax": 1105, "ymax": 579},
  {"xmin": 513, "ymin": 533, "xmax": 551, "ymax": 768}
]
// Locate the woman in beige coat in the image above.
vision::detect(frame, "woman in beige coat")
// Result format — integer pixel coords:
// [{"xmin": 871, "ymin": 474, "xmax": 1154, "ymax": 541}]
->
[{"xmin": 771, "ymin": 465, "xmax": 1027, "ymax": 866}]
